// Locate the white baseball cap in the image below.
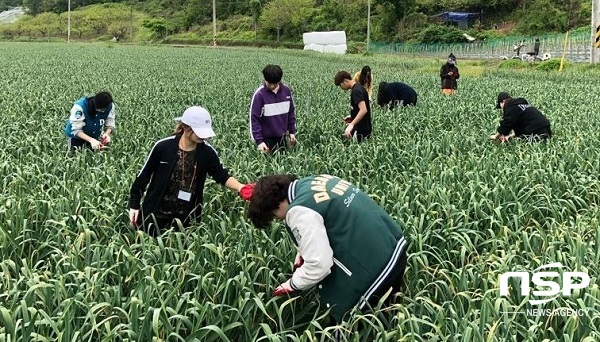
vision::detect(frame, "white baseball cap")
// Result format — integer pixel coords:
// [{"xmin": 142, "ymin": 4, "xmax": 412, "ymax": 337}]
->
[{"xmin": 174, "ymin": 106, "xmax": 216, "ymax": 139}]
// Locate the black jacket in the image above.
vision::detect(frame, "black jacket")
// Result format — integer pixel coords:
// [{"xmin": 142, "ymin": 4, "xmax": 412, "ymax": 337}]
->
[
  {"xmin": 377, "ymin": 82, "xmax": 418, "ymax": 109},
  {"xmin": 498, "ymin": 98, "xmax": 551, "ymax": 137},
  {"xmin": 129, "ymin": 135, "xmax": 231, "ymax": 221},
  {"xmin": 440, "ymin": 63, "xmax": 459, "ymax": 89}
]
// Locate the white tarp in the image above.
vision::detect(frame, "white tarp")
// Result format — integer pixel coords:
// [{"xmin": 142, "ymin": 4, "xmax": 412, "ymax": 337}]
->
[
  {"xmin": 322, "ymin": 44, "xmax": 347, "ymax": 54},
  {"xmin": 303, "ymin": 31, "xmax": 346, "ymax": 45},
  {"xmin": 303, "ymin": 44, "xmax": 325, "ymax": 53},
  {"xmin": 303, "ymin": 31, "xmax": 347, "ymax": 54}
]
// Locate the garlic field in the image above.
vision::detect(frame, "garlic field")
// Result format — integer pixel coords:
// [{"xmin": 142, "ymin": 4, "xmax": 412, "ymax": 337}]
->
[{"xmin": 0, "ymin": 43, "xmax": 599, "ymax": 341}]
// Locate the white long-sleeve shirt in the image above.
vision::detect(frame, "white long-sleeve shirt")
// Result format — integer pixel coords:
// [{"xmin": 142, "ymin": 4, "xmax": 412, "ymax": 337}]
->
[{"xmin": 286, "ymin": 205, "xmax": 334, "ymax": 291}]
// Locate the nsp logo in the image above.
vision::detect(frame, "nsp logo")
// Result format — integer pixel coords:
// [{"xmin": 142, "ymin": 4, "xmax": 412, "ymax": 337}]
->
[{"xmin": 499, "ymin": 262, "xmax": 590, "ymax": 305}]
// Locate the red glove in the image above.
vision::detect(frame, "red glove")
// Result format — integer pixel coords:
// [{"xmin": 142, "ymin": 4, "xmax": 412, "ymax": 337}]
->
[
  {"xmin": 239, "ymin": 183, "xmax": 255, "ymax": 201},
  {"xmin": 272, "ymin": 280, "xmax": 294, "ymax": 296},
  {"xmin": 293, "ymin": 256, "xmax": 304, "ymax": 272}
]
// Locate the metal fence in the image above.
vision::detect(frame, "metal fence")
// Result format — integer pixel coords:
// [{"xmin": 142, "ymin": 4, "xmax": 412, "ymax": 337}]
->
[{"xmin": 370, "ymin": 31, "xmax": 593, "ymax": 63}]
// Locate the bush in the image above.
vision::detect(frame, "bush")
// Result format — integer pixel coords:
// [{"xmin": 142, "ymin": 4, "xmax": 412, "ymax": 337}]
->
[
  {"xmin": 347, "ymin": 41, "xmax": 366, "ymax": 54},
  {"xmin": 535, "ymin": 58, "xmax": 566, "ymax": 71},
  {"xmin": 393, "ymin": 12, "xmax": 429, "ymax": 42},
  {"xmin": 162, "ymin": 35, "xmax": 304, "ymax": 49},
  {"xmin": 498, "ymin": 59, "xmax": 534, "ymax": 69},
  {"xmin": 143, "ymin": 18, "xmax": 168, "ymax": 38},
  {"xmin": 465, "ymin": 28, "xmax": 503, "ymax": 41},
  {"xmin": 418, "ymin": 25, "xmax": 467, "ymax": 44}
]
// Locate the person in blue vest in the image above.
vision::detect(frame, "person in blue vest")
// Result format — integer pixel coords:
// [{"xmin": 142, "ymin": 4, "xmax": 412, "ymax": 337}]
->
[
  {"xmin": 246, "ymin": 174, "xmax": 409, "ymax": 327},
  {"xmin": 65, "ymin": 91, "xmax": 116, "ymax": 151}
]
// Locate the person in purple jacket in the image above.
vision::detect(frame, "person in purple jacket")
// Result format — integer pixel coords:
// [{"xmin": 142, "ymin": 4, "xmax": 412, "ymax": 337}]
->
[{"xmin": 249, "ymin": 65, "xmax": 297, "ymax": 152}]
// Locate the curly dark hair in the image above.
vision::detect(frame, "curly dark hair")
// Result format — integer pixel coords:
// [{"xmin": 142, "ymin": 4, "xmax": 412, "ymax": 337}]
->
[{"xmin": 247, "ymin": 174, "xmax": 298, "ymax": 228}]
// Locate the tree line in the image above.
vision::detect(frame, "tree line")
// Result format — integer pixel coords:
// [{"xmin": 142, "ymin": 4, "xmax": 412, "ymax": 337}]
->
[{"xmin": 0, "ymin": 0, "xmax": 591, "ymax": 43}]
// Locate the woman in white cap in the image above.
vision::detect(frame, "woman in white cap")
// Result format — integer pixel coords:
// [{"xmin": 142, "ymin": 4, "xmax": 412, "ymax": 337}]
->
[{"xmin": 128, "ymin": 106, "xmax": 254, "ymax": 236}]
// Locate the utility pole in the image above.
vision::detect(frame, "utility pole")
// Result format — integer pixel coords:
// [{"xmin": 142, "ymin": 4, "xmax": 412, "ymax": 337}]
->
[
  {"xmin": 67, "ymin": 0, "xmax": 70, "ymax": 43},
  {"xmin": 592, "ymin": 0, "xmax": 600, "ymax": 63},
  {"xmin": 212, "ymin": 0, "xmax": 217, "ymax": 47},
  {"xmin": 366, "ymin": 0, "xmax": 371, "ymax": 51},
  {"xmin": 130, "ymin": 1, "xmax": 133, "ymax": 42}
]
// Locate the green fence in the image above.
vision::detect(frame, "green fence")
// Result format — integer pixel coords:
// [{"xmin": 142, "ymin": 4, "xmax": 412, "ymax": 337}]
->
[{"xmin": 370, "ymin": 31, "xmax": 592, "ymax": 62}]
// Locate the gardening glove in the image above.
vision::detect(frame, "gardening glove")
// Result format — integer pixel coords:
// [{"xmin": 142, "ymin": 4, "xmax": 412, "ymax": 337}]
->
[
  {"xmin": 292, "ymin": 256, "xmax": 304, "ymax": 272},
  {"xmin": 273, "ymin": 280, "xmax": 294, "ymax": 297},
  {"xmin": 101, "ymin": 133, "xmax": 111, "ymax": 145},
  {"xmin": 129, "ymin": 208, "xmax": 139, "ymax": 227},
  {"xmin": 344, "ymin": 124, "xmax": 354, "ymax": 138},
  {"xmin": 239, "ymin": 183, "xmax": 255, "ymax": 201},
  {"xmin": 257, "ymin": 142, "xmax": 269, "ymax": 152}
]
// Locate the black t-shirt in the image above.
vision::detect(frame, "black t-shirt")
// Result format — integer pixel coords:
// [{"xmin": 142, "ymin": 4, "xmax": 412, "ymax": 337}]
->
[{"xmin": 350, "ymin": 83, "xmax": 372, "ymax": 133}]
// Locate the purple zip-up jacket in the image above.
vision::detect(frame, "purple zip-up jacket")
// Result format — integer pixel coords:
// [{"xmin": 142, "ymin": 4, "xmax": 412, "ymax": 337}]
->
[{"xmin": 249, "ymin": 83, "xmax": 296, "ymax": 145}]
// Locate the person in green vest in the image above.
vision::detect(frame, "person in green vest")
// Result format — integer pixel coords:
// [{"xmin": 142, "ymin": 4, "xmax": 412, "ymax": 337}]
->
[{"xmin": 246, "ymin": 174, "xmax": 409, "ymax": 326}]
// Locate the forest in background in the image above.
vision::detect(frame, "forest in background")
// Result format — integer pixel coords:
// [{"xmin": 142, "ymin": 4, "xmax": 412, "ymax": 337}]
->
[{"xmin": 0, "ymin": 0, "xmax": 592, "ymax": 46}]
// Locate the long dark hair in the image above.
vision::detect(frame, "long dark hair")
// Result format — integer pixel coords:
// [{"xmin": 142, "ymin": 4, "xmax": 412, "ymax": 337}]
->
[{"xmin": 359, "ymin": 65, "xmax": 372, "ymax": 89}]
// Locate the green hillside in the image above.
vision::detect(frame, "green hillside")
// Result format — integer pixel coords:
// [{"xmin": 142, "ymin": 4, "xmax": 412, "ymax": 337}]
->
[{"xmin": 0, "ymin": 0, "xmax": 592, "ymax": 45}]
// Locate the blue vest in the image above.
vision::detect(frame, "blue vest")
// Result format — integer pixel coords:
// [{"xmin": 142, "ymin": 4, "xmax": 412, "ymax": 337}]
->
[{"xmin": 65, "ymin": 97, "xmax": 112, "ymax": 139}]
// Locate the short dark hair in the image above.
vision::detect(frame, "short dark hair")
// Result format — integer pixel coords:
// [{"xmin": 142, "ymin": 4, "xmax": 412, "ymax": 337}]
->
[
  {"xmin": 94, "ymin": 91, "xmax": 113, "ymax": 110},
  {"xmin": 263, "ymin": 65, "xmax": 283, "ymax": 84},
  {"xmin": 334, "ymin": 71, "xmax": 352, "ymax": 86},
  {"xmin": 247, "ymin": 174, "xmax": 298, "ymax": 228},
  {"xmin": 377, "ymin": 82, "xmax": 389, "ymax": 107}
]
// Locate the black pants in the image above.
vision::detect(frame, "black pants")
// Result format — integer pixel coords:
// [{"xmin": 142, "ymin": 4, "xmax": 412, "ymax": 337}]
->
[
  {"xmin": 367, "ymin": 250, "xmax": 408, "ymax": 308},
  {"xmin": 137, "ymin": 212, "xmax": 190, "ymax": 237},
  {"xmin": 68, "ymin": 138, "xmax": 92, "ymax": 152},
  {"xmin": 264, "ymin": 136, "xmax": 287, "ymax": 152},
  {"xmin": 519, "ymin": 127, "xmax": 552, "ymax": 142},
  {"xmin": 354, "ymin": 130, "xmax": 371, "ymax": 143},
  {"xmin": 332, "ymin": 250, "xmax": 408, "ymax": 341},
  {"xmin": 342, "ymin": 130, "xmax": 371, "ymax": 146},
  {"xmin": 389, "ymin": 96, "xmax": 417, "ymax": 109}
]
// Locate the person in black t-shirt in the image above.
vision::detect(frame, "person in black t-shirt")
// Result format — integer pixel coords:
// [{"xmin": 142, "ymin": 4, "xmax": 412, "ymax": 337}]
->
[{"xmin": 334, "ymin": 70, "xmax": 372, "ymax": 143}]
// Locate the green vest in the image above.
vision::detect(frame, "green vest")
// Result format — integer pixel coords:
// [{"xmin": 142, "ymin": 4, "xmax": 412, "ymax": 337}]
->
[{"xmin": 287, "ymin": 175, "xmax": 408, "ymax": 322}]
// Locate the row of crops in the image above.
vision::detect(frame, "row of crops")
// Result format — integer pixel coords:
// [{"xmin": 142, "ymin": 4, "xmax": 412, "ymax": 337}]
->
[{"xmin": 0, "ymin": 43, "xmax": 599, "ymax": 341}]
